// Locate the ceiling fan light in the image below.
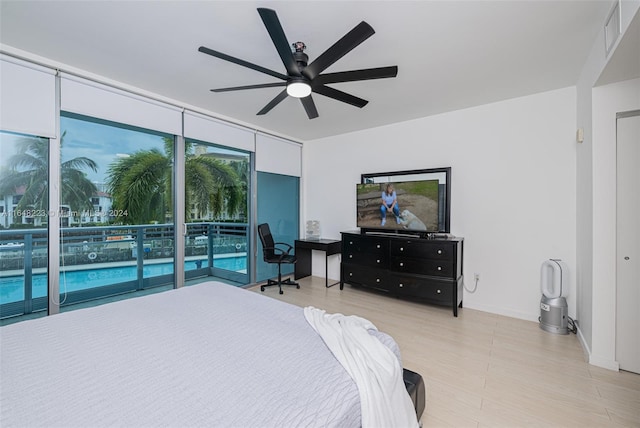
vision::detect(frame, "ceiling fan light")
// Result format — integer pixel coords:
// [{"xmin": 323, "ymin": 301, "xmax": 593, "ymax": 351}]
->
[{"xmin": 286, "ymin": 81, "xmax": 312, "ymax": 98}]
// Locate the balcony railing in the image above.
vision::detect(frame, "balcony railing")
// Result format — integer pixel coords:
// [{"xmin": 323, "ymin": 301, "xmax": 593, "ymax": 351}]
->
[{"xmin": 0, "ymin": 222, "xmax": 249, "ymax": 320}]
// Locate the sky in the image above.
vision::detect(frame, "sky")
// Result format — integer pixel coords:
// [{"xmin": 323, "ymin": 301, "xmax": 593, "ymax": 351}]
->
[{"xmin": 60, "ymin": 115, "xmax": 166, "ymax": 184}]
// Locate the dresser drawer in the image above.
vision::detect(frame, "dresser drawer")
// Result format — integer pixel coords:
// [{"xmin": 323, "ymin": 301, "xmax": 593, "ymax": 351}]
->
[
  {"xmin": 343, "ymin": 235, "xmax": 388, "ymax": 255},
  {"xmin": 344, "ymin": 251, "xmax": 387, "ymax": 268},
  {"xmin": 389, "ymin": 274, "xmax": 453, "ymax": 302},
  {"xmin": 390, "ymin": 257, "xmax": 454, "ymax": 277},
  {"xmin": 342, "ymin": 264, "xmax": 388, "ymax": 290},
  {"xmin": 390, "ymin": 240, "xmax": 455, "ymax": 260}
]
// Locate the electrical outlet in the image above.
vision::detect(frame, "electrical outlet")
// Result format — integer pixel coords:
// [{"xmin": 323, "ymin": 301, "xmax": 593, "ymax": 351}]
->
[{"xmin": 474, "ymin": 273, "xmax": 480, "ymax": 281}]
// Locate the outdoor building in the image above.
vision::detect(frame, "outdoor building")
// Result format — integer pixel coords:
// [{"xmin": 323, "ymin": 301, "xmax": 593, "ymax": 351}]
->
[{"xmin": 0, "ymin": 185, "xmax": 114, "ymax": 228}]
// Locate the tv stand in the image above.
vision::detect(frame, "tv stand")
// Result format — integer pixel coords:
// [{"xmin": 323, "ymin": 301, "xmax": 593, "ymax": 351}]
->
[{"xmin": 340, "ymin": 231, "xmax": 464, "ymax": 316}]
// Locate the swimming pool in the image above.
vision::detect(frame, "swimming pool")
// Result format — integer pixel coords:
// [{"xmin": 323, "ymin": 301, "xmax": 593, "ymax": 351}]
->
[{"xmin": 0, "ymin": 256, "xmax": 246, "ymax": 305}]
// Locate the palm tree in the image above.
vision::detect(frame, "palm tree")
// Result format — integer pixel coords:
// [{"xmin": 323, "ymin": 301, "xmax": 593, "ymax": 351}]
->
[
  {"xmin": 229, "ymin": 158, "xmax": 249, "ymax": 220},
  {"xmin": 0, "ymin": 133, "xmax": 98, "ymax": 225},
  {"xmin": 106, "ymin": 138, "xmax": 242, "ymax": 225}
]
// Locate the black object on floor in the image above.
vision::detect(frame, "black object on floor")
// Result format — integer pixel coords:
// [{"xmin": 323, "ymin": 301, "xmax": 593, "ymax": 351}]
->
[{"xmin": 403, "ymin": 368, "xmax": 426, "ymax": 420}]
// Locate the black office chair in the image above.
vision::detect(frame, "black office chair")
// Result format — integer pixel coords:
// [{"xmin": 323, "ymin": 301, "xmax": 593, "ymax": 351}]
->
[{"xmin": 257, "ymin": 223, "xmax": 299, "ymax": 295}]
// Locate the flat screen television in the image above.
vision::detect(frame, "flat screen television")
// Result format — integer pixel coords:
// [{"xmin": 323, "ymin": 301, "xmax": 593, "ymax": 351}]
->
[{"xmin": 357, "ymin": 167, "xmax": 451, "ymax": 235}]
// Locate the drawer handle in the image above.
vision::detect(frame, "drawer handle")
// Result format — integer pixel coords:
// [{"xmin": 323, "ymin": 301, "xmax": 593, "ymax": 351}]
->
[
  {"xmin": 376, "ymin": 244, "xmax": 381, "ymax": 249},
  {"xmin": 350, "ymin": 241, "xmax": 353, "ymax": 245},
  {"xmin": 349, "ymin": 255, "xmax": 353, "ymax": 258},
  {"xmin": 376, "ymin": 278, "xmax": 380, "ymax": 283},
  {"xmin": 376, "ymin": 259, "xmax": 380, "ymax": 263},
  {"xmin": 349, "ymin": 273, "xmax": 353, "ymax": 276},
  {"xmin": 437, "ymin": 289, "xmax": 441, "ymax": 294},
  {"xmin": 400, "ymin": 247, "xmax": 404, "ymax": 251},
  {"xmin": 437, "ymin": 266, "xmax": 442, "ymax": 271},
  {"xmin": 399, "ymin": 262, "xmax": 404, "ymax": 267},
  {"xmin": 437, "ymin": 249, "xmax": 442, "ymax": 255},
  {"xmin": 399, "ymin": 283, "xmax": 403, "ymax": 288}
]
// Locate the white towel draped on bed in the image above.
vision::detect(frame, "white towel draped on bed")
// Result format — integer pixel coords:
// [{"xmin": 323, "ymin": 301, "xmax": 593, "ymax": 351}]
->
[{"xmin": 304, "ymin": 306, "xmax": 419, "ymax": 428}]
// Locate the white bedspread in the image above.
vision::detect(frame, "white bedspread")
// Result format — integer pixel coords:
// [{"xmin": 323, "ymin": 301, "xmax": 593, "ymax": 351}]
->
[
  {"xmin": 2, "ymin": 282, "xmax": 400, "ymax": 427},
  {"xmin": 304, "ymin": 306, "xmax": 419, "ymax": 428}
]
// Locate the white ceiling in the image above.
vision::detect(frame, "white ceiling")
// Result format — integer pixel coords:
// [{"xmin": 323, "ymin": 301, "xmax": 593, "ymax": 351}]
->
[{"xmin": 0, "ymin": 1, "xmax": 616, "ymax": 141}]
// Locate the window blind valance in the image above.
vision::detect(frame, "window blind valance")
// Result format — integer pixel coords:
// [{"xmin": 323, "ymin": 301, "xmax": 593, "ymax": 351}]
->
[
  {"xmin": 255, "ymin": 133, "xmax": 301, "ymax": 177},
  {"xmin": 1, "ymin": 58, "xmax": 304, "ymax": 174},
  {"xmin": 60, "ymin": 74, "xmax": 182, "ymax": 135},
  {"xmin": 183, "ymin": 111, "xmax": 255, "ymax": 152},
  {"xmin": 0, "ymin": 55, "xmax": 56, "ymax": 138}
]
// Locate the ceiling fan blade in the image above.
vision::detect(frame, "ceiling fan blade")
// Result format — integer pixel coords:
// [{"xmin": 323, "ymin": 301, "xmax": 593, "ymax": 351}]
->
[
  {"xmin": 211, "ymin": 82, "xmax": 287, "ymax": 93},
  {"xmin": 302, "ymin": 21, "xmax": 375, "ymax": 80},
  {"xmin": 257, "ymin": 89, "xmax": 289, "ymax": 115},
  {"xmin": 300, "ymin": 95, "xmax": 319, "ymax": 119},
  {"xmin": 257, "ymin": 8, "xmax": 301, "ymax": 77},
  {"xmin": 198, "ymin": 46, "xmax": 289, "ymax": 81},
  {"xmin": 313, "ymin": 85, "xmax": 368, "ymax": 108},
  {"xmin": 315, "ymin": 66, "xmax": 398, "ymax": 85}
]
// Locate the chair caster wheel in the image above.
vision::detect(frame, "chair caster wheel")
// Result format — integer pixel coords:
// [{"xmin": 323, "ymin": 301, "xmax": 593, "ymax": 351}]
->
[
  {"xmin": 296, "ymin": 285, "xmax": 300, "ymax": 289},
  {"xmin": 260, "ymin": 286, "xmax": 265, "ymax": 292},
  {"xmin": 279, "ymin": 290, "xmax": 284, "ymax": 295}
]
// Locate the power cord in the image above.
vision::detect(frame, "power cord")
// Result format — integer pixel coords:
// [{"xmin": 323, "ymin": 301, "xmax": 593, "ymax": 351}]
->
[
  {"xmin": 463, "ymin": 275, "xmax": 478, "ymax": 293},
  {"xmin": 567, "ymin": 316, "xmax": 577, "ymax": 334}
]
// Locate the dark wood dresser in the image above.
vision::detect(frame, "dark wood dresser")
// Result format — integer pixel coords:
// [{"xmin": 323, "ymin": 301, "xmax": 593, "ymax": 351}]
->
[{"xmin": 340, "ymin": 231, "xmax": 464, "ymax": 316}]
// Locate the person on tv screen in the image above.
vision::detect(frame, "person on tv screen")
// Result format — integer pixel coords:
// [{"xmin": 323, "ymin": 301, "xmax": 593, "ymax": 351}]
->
[{"xmin": 380, "ymin": 183, "xmax": 400, "ymax": 226}]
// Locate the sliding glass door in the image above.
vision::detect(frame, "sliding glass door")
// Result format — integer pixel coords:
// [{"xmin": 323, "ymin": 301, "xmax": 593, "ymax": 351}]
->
[
  {"xmin": 56, "ymin": 113, "xmax": 176, "ymax": 310},
  {"xmin": 184, "ymin": 140, "xmax": 250, "ymax": 285},
  {"xmin": 1, "ymin": 117, "xmax": 256, "ymax": 323},
  {"xmin": 0, "ymin": 131, "xmax": 50, "ymax": 322}
]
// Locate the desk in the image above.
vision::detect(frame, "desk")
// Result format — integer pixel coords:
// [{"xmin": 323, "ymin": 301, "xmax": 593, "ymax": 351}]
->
[{"xmin": 294, "ymin": 239, "xmax": 341, "ymax": 288}]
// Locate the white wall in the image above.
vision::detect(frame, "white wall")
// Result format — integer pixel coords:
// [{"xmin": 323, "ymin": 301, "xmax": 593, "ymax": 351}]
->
[
  {"xmin": 575, "ymin": 1, "xmax": 639, "ymax": 369},
  {"xmin": 303, "ymin": 87, "xmax": 577, "ymax": 322},
  {"xmin": 576, "ymin": 48, "xmax": 599, "ymax": 355},
  {"xmin": 591, "ymin": 77, "xmax": 640, "ymax": 370}
]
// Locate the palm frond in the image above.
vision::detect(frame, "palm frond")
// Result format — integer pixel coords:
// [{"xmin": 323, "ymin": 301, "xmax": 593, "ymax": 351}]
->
[
  {"xmin": 186, "ymin": 161, "xmax": 217, "ymax": 218},
  {"xmin": 190, "ymin": 156, "xmax": 242, "ymax": 217},
  {"xmin": 62, "ymin": 157, "xmax": 98, "ymax": 173},
  {"xmin": 106, "ymin": 149, "xmax": 171, "ymax": 224}
]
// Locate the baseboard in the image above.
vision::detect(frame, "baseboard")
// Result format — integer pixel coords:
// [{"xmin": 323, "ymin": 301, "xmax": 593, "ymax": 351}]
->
[
  {"xmin": 576, "ymin": 324, "xmax": 591, "ymax": 362},
  {"xmin": 589, "ymin": 355, "xmax": 620, "ymax": 371},
  {"xmin": 589, "ymin": 356, "xmax": 620, "ymax": 371},
  {"xmin": 463, "ymin": 301, "xmax": 539, "ymax": 323},
  {"xmin": 462, "ymin": 305, "xmax": 621, "ymax": 371},
  {"xmin": 575, "ymin": 325, "xmax": 620, "ymax": 371}
]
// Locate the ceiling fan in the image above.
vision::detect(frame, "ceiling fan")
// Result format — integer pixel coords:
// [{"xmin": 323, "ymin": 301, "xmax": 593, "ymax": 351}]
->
[{"xmin": 198, "ymin": 7, "xmax": 398, "ymax": 119}]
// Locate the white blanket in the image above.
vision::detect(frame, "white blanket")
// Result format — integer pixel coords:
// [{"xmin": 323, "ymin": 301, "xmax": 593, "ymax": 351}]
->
[{"xmin": 304, "ymin": 306, "xmax": 419, "ymax": 428}]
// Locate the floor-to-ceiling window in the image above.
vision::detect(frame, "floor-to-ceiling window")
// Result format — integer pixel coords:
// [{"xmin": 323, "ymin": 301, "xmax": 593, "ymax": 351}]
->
[
  {"xmin": 57, "ymin": 113, "xmax": 176, "ymax": 310},
  {"xmin": 184, "ymin": 140, "xmax": 250, "ymax": 285},
  {"xmin": 0, "ymin": 131, "xmax": 50, "ymax": 321},
  {"xmin": 0, "ymin": 55, "xmax": 55, "ymax": 323}
]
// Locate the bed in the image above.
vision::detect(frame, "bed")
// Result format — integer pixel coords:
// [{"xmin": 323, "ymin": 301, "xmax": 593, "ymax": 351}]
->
[{"xmin": 0, "ymin": 281, "xmax": 423, "ymax": 427}]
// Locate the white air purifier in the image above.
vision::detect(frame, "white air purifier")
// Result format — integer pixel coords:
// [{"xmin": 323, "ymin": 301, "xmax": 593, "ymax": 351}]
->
[
  {"xmin": 305, "ymin": 220, "xmax": 320, "ymax": 240},
  {"xmin": 539, "ymin": 259, "xmax": 569, "ymax": 335}
]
